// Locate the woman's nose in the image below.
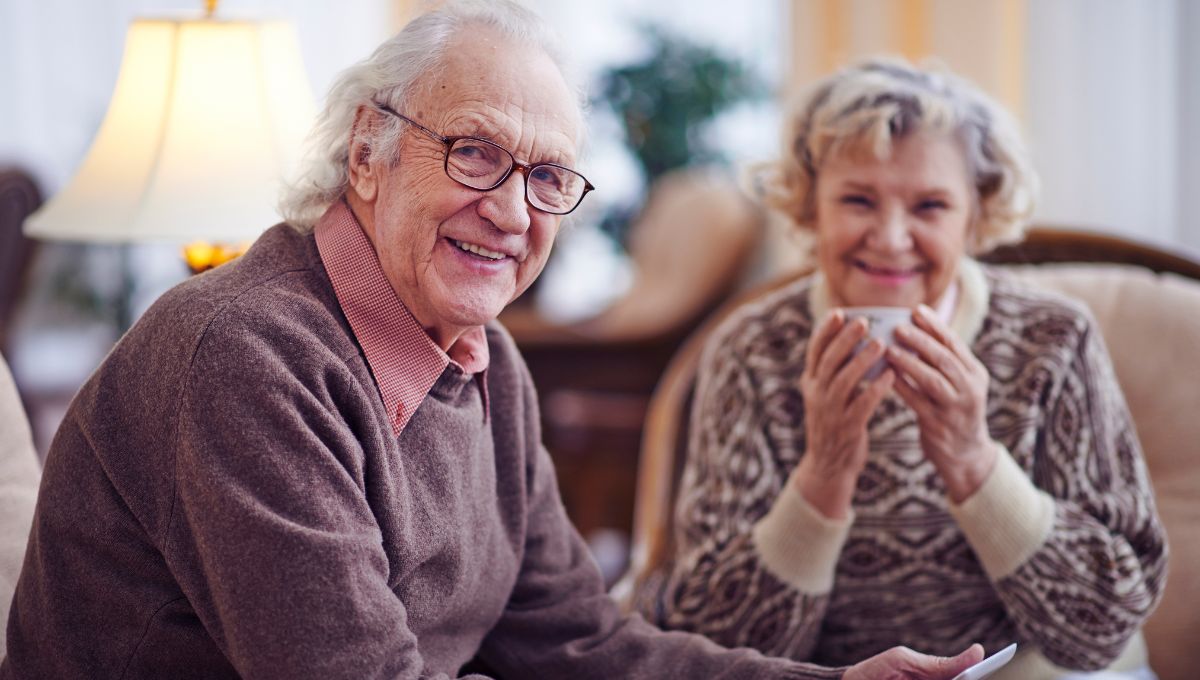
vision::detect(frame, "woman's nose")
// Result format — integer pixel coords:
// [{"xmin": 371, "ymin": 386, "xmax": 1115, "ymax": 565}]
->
[{"xmin": 868, "ymin": 208, "xmax": 913, "ymax": 251}]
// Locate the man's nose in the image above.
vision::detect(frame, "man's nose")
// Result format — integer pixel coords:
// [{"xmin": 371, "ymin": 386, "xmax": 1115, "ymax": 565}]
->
[{"xmin": 478, "ymin": 170, "xmax": 532, "ymax": 235}]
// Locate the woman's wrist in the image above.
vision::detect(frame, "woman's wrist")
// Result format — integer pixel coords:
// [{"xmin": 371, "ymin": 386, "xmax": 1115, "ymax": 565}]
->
[
  {"xmin": 938, "ymin": 440, "xmax": 998, "ymax": 503},
  {"xmin": 792, "ymin": 457, "xmax": 858, "ymax": 520}
]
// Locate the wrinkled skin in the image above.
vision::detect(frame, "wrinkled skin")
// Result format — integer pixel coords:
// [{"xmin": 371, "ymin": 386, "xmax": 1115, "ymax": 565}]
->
[{"xmin": 845, "ymin": 644, "xmax": 985, "ymax": 680}]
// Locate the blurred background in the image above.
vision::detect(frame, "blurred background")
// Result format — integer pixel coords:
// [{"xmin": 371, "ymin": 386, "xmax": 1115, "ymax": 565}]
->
[{"xmin": 1, "ymin": 0, "xmax": 1197, "ymax": 583}]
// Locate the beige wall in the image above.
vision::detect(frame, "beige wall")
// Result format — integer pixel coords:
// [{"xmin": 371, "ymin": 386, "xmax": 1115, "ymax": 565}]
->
[
  {"xmin": 783, "ymin": 0, "xmax": 1193, "ymax": 248},
  {"xmin": 389, "ymin": 0, "xmax": 428, "ymax": 33},
  {"xmin": 786, "ymin": 0, "xmax": 1025, "ymax": 117}
]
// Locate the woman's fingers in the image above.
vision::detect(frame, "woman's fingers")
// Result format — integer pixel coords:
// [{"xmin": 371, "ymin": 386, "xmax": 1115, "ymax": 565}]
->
[
  {"xmin": 848, "ymin": 368, "xmax": 894, "ymax": 426},
  {"xmin": 890, "ymin": 368, "xmax": 934, "ymax": 415},
  {"xmin": 893, "ymin": 322, "xmax": 968, "ymax": 391},
  {"xmin": 911, "ymin": 304, "xmax": 954, "ymax": 344},
  {"xmin": 912, "ymin": 305, "xmax": 979, "ymax": 372},
  {"xmin": 815, "ymin": 316, "xmax": 870, "ymax": 385},
  {"xmin": 806, "ymin": 310, "xmax": 846, "ymax": 376},
  {"xmin": 886, "ymin": 343, "xmax": 955, "ymax": 404},
  {"xmin": 828, "ymin": 338, "xmax": 886, "ymax": 403}
]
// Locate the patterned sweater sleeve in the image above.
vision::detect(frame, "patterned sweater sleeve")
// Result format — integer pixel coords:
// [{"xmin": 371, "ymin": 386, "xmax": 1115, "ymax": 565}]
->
[
  {"xmin": 655, "ymin": 320, "xmax": 853, "ymax": 660},
  {"xmin": 949, "ymin": 308, "xmax": 1168, "ymax": 671}
]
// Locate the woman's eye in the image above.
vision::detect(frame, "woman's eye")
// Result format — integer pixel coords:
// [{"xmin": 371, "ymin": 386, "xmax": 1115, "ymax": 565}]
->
[
  {"xmin": 840, "ymin": 194, "xmax": 872, "ymax": 208},
  {"xmin": 915, "ymin": 199, "xmax": 949, "ymax": 213}
]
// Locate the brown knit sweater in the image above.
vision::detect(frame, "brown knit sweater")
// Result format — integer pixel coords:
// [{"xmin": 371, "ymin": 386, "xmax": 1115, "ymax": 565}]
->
[
  {"xmin": 647, "ymin": 261, "xmax": 1167, "ymax": 675},
  {"xmin": 2, "ymin": 224, "xmax": 843, "ymax": 680}
]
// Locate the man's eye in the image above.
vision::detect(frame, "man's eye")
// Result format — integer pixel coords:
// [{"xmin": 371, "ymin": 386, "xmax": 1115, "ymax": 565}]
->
[
  {"xmin": 530, "ymin": 166, "xmax": 564, "ymax": 190},
  {"xmin": 916, "ymin": 199, "xmax": 948, "ymax": 212},
  {"xmin": 452, "ymin": 144, "xmax": 486, "ymax": 159}
]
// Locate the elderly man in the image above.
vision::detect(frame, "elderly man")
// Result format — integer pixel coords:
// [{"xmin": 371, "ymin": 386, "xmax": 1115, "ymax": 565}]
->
[{"xmin": 3, "ymin": 2, "xmax": 986, "ymax": 679}]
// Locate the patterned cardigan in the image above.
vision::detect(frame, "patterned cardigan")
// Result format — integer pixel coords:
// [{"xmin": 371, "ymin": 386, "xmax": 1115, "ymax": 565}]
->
[{"xmin": 644, "ymin": 260, "xmax": 1168, "ymax": 674}]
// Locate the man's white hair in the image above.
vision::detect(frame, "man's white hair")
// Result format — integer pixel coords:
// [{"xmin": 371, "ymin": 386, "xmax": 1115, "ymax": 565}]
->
[{"xmin": 278, "ymin": 0, "xmax": 582, "ymax": 230}]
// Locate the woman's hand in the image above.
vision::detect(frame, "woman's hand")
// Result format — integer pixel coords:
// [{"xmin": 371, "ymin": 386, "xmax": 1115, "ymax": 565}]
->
[
  {"xmin": 794, "ymin": 310, "xmax": 895, "ymax": 519},
  {"xmin": 886, "ymin": 304, "xmax": 996, "ymax": 503}
]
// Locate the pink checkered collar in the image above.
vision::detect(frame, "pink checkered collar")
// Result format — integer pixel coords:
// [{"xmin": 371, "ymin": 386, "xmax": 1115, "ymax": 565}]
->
[{"xmin": 313, "ymin": 199, "xmax": 489, "ymax": 436}]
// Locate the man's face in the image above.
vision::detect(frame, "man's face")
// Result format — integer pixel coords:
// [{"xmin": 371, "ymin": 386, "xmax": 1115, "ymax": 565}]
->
[{"xmin": 354, "ymin": 28, "xmax": 582, "ymax": 347}]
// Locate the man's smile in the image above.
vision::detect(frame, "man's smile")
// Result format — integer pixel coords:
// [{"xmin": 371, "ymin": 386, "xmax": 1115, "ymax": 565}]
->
[
  {"xmin": 451, "ymin": 238, "xmax": 509, "ymax": 261},
  {"xmin": 447, "ymin": 237, "xmax": 526, "ymax": 263}
]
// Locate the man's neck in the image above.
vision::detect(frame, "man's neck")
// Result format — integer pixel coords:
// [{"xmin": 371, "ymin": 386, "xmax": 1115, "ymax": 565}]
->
[{"xmin": 341, "ymin": 193, "xmax": 473, "ymax": 353}]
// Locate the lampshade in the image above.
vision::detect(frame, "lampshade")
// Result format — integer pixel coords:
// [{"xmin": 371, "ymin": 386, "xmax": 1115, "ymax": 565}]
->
[{"xmin": 25, "ymin": 16, "xmax": 315, "ymax": 244}]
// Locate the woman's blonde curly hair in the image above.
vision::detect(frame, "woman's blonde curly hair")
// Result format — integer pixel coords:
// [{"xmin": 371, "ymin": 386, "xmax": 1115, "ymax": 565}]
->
[{"xmin": 755, "ymin": 56, "xmax": 1039, "ymax": 254}]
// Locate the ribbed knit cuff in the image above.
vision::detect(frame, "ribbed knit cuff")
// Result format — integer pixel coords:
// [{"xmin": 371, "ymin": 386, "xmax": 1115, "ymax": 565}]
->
[
  {"xmin": 751, "ymin": 480, "xmax": 853, "ymax": 594},
  {"xmin": 948, "ymin": 444, "xmax": 1055, "ymax": 580}
]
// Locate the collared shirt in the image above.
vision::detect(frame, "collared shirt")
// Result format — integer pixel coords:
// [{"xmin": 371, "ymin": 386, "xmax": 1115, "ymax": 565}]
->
[{"xmin": 314, "ymin": 199, "xmax": 489, "ymax": 435}]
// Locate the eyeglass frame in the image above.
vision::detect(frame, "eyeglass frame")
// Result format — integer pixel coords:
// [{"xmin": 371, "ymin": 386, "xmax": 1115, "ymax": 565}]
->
[{"xmin": 373, "ymin": 102, "xmax": 595, "ymax": 215}]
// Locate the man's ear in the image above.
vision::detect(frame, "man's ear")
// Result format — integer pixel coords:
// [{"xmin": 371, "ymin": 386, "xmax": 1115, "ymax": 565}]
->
[{"xmin": 347, "ymin": 105, "xmax": 380, "ymax": 203}]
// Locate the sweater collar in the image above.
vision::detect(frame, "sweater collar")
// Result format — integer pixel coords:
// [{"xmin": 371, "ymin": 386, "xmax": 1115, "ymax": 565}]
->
[
  {"xmin": 808, "ymin": 257, "xmax": 990, "ymax": 345},
  {"xmin": 314, "ymin": 199, "xmax": 489, "ymax": 436}
]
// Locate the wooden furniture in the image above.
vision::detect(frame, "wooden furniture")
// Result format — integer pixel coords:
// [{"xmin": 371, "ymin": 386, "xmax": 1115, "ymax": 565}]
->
[
  {"xmin": 612, "ymin": 226, "xmax": 1200, "ymax": 680},
  {"xmin": 980, "ymin": 226, "xmax": 1200, "ymax": 278},
  {"xmin": 608, "ymin": 268, "xmax": 805, "ymax": 608},
  {"xmin": 0, "ymin": 168, "xmax": 42, "ymax": 352},
  {"xmin": 503, "ymin": 169, "xmax": 764, "ymax": 571}
]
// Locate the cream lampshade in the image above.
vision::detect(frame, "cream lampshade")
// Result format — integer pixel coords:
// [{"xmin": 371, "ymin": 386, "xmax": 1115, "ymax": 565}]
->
[{"xmin": 24, "ymin": 12, "xmax": 315, "ymax": 246}]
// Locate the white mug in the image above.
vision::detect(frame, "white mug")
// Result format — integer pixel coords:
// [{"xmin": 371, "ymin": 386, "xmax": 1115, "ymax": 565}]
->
[{"xmin": 843, "ymin": 307, "xmax": 912, "ymax": 379}]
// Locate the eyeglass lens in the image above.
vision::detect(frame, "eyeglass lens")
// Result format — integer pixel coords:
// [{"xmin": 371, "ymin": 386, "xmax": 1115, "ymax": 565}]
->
[{"xmin": 446, "ymin": 138, "xmax": 587, "ymax": 214}]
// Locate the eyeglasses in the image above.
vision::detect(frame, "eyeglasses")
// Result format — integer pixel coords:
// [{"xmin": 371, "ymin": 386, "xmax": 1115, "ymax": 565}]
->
[{"xmin": 375, "ymin": 102, "xmax": 595, "ymax": 215}]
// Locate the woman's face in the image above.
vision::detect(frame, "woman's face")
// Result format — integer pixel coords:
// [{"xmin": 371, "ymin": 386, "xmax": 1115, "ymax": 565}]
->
[{"xmin": 813, "ymin": 131, "xmax": 974, "ymax": 309}]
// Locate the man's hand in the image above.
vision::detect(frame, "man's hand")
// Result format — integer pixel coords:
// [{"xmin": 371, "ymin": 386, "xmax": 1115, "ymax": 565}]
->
[{"xmin": 843, "ymin": 644, "xmax": 984, "ymax": 680}]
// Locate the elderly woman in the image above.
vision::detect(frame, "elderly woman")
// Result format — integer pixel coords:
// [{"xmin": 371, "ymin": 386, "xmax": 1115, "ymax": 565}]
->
[{"xmin": 648, "ymin": 58, "xmax": 1168, "ymax": 680}]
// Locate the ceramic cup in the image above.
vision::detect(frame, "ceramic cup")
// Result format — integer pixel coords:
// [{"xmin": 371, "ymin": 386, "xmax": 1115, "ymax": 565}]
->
[{"xmin": 843, "ymin": 307, "xmax": 912, "ymax": 379}]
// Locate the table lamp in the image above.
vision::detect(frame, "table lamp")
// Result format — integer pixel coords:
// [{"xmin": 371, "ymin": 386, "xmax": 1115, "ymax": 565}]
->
[{"xmin": 24, "ymin": 0, "xmax": 315, "ymax": 277}]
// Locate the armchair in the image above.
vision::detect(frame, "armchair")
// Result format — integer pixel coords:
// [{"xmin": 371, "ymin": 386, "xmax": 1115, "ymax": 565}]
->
[
  {"xmin": 0, "ymin": 168, "xmax": 42, "ymax": 352},
  {"xmin": 0, "ymin": 354, "xmax": 40, "ymax": 661},
  {"xmin": 612, "ymin": 227, "xmax": 1200, "ymax": 680}
]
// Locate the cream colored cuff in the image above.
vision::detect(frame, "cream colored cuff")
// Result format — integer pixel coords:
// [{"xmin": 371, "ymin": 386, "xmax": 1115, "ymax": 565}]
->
[
  {"xmin": 751, "ymin": 480, "xmax": 853, "ymax": 594},
  {"xmin": 948, "ymin": 443, "xmax": 1056, "ymax": 580}
]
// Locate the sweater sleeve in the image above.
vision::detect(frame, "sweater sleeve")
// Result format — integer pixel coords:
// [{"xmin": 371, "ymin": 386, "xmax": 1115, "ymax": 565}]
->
[
  {"xmin": 475, "ymin": 363, "xmax": 843, "ymax": 680},
  {"xmin": 950, "ymin": 312, "xmax": 1168, "ymax": 671},
  {"xmin": 169, "ymin": 327, "xmax": 492, "ymax": 680},
  {"xmin": 653, "ymin": 332, "xmax": 848, "ymax": 660}
]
